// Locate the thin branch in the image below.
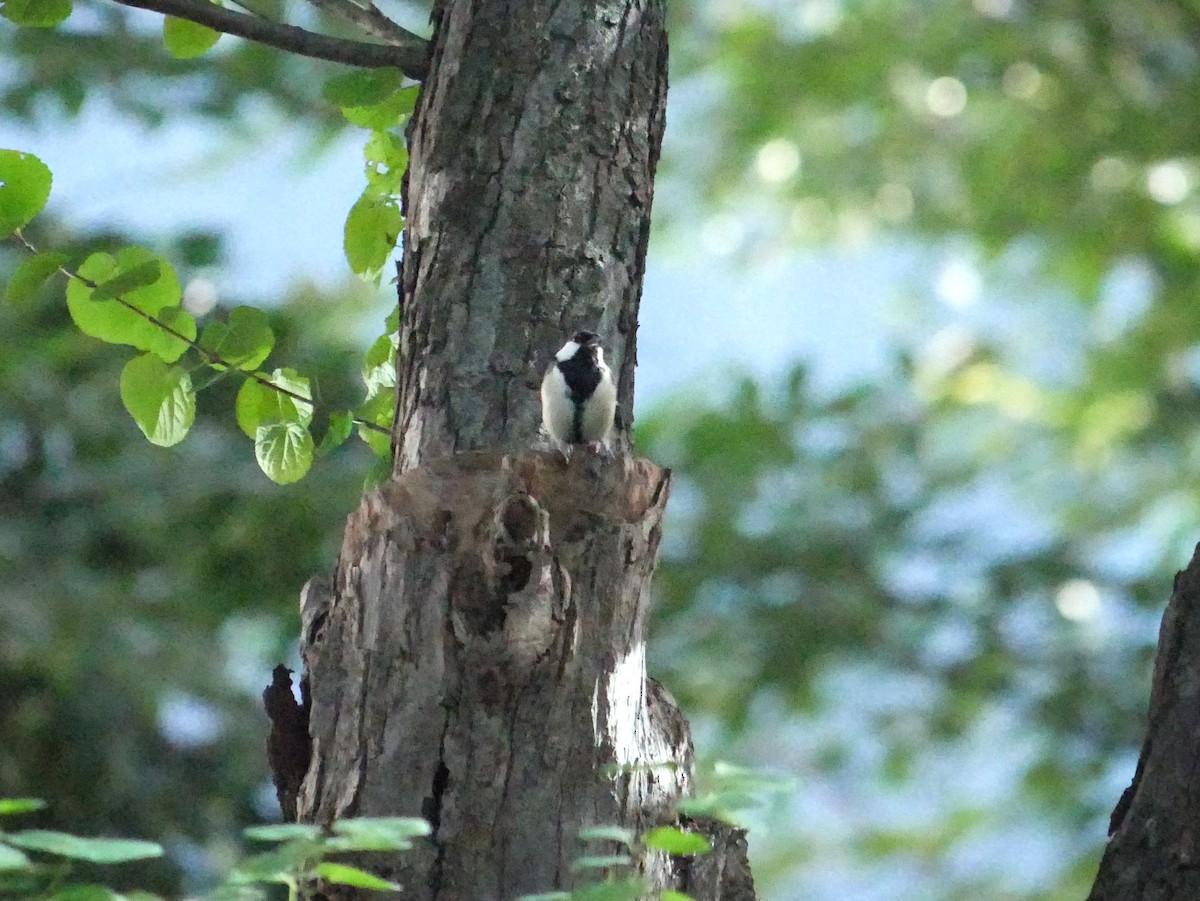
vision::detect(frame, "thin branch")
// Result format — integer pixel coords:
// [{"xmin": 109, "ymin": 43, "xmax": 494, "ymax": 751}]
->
[
  {"xmin": 106, "ymin": 0, "xmax": 430, "ymax": 79},
  {"xmin": 9, "ymin": 232, "xmax": 392, "ymax": 437},
  {"xmin": 302, "ymin": 0, "xmax": 414, "ymax": 47}
]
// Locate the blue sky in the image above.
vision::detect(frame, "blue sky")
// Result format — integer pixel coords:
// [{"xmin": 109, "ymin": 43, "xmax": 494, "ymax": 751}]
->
[{"xmin": 3, "ymin": 84, "xmax": 918, "ymax": 413}]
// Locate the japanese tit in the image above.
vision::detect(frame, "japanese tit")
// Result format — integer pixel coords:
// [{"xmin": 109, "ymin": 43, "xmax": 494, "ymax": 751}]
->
[{"xmin": 540, "ymin": 330, "xmax": 617, "ymax": 448}]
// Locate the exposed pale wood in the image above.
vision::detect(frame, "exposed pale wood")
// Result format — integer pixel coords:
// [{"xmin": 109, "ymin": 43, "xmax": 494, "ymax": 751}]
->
[
  {"xmin": 300, "ymin": 453, "xmax": 679, "ymax": 895},
  {"xmin": 290, "ymin": 0, "xmax": 759, "ymax": 896}
]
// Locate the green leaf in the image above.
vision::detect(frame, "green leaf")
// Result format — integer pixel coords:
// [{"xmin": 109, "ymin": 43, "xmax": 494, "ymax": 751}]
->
[
  {"xmin": 235, "ymin": 368, "xmax": 313, "ymax": 438},
  {"xmin": 365, "ymin": 131, "xmax": 407, "ymax": 167},
  {"xmin": 119, "ymin": 354, "xmax": 196, "ymax": 447},
  {"xmin": 322, "ymin": 67, "xmax": 403, "ymax": 107},
  {"xmin": 577, "ymin": 826, "xmax": 634, "ymax": 846},
  {"xmin": 255, "ymin": 421, "xmax": 313, "ymax": 484},
  {"xmin": 316, "ymin": 411, "xmax": 354, "ymax": 457},
  {"xmin": 364, "ymin": 132, "xmax": 408, "ymax": 193},
  {"xmin": 344, "ymin": 193, "xmax": 402, "ymax": 276},
  {"xmin": 199, "ymin": 305, "xmax": 274, "ymax": 371},
  {"xmin": 0, "ymin": 799, "xmax": 46, "ymax": 816},
  {"xmin": 91, "ymin": 261, "xmax": 162, "ymax": 300},
  {"xmin": 49, "ymin": 885, "xmax": 121, "ymax": 901},
  {"xmin": 228, "ymin": 843, "xmax": 312, "ymax": 885},
  {"xmin": 0, "ymin": 150, "xmax": 52, "ymax": 234},
  {"xmin": 0, "ymin": 0, "xmax": 69, "ymax": 27},
  {"xmin": 354, "ymin": 389, "xmax": 393, "ymax": 457},
  {"xmin": 362, "ymin": 332, "xmax": 397, "ymax": 396},
  {"xmin": 163, "ymin": 15, "xmax": 220, "ymax": 58},
  {"xmin": 514, "ymin": 894, "xmax": 570, "ymax": 901},
  {"xmin": 242, "ymin": 824, "xmax": 323, "ymax": 843},
  {"xmin": 676, "ymin": 792, "xmax": 761, "ymax": 824},
  {"xmin": 341, "ymin": 85, "xmax": 419, "ymax": 131},
  {"xmin": 641, "ymin": 827, "xmax": 710, "ymax": 856},
  {"xmin": 0, "ymin": 844, "xmax": 30, "ymax": 871},
  {"xmin": 660, "ymin": 892, "xmax": 697, "ymax": 901},
  {"xmin": 570, "ymin": 854, "xmax": 633, "ymax": 871},
  {"xmin": 569, "ymin": 880, "xmax": 644, "ymax": 901},
  {"xmin": 315, "ymin": 862, "xmax": 401, "ymax": 891},
  {"xmin": 5, "ymin": 251, "xmax": 66, "ymax": 304},
  {"xmin": 66, "ymin": 248, "xmax": 191, "ymax": 362},
  {"xmin": 327, "ymin": 816, "xmax": 430, "ymax": 852},
  {"xmin": 5, "ymin": 831, "xmax": 163, "ymax": 863}
]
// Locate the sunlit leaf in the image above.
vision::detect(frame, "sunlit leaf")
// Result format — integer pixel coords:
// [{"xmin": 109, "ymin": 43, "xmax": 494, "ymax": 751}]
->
[
  {"xmin": 254, "ymin": 421, "xmax": 313, "ymax": 484},
  {"xmin": 66, "ymin": 249, "xmax": 191, "ymax": 362},
  {"xmin": 0, "ymin": 799, "xmax": 46, "ymax": 816},
  {"xmin": 362, "ymin": 332, "xmax": 396, "ymax": 396},
  {"xmin": 91, "ymin": 261, "xmax": 162, "ymax": 300},
  {"xmin": 354, "ymin": 389, "xmax": 393, "ymax": 457},
  {"xmin": 235, "ymin": 368, "xmax": 313, "ymax": 438},
  {"xmin": 0, "ymin": 0, "xmax": 70, "ymax": 25},
  {"xmin": 163, "ymin": 15, "xmax": 220, "ymax": 58},
  {"xmin": 199, "ymin": 305, "xmax": 273, "ymax": 371},
  {"xmin": 119, "ymin": 353, "xmax": 196, "ymax": 447},
  {"xmin": 315, "ymin": 862, "xmax": 401, "ymax": 891},
  {"xmin": 641, "ymin": 827, "xmax": 710, "ymax": 855},
  {"xmin": 322, "ymin": 67, "xmax": 403, "ymax": 107},
  {"xmin": 344, "ymin": 193, "xmax": 402, "ymax": 276},
  {"xmin": 242, "ymin": 824, "xmax": 323, "ymax": 843},
  {"xmin": 341, "ymin": 86, "xmax": 419, "ymax": 131},
  {"xmin": 0, "ymin": 150, "xmax": 52, "ymax": 233}
]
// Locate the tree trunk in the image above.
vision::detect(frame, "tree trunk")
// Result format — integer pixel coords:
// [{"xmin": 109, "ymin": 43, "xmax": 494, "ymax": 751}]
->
[
  {"xmin": 281, "ymin": 0, "xmax": 757, "ymax": 898},
  {"xmin": 1088, "ymin": 542, "xmax": 1200, "ymax": 900},
  {"xmin": 391, "ymin": 0, "xmax": 665, "ymax": 471}
]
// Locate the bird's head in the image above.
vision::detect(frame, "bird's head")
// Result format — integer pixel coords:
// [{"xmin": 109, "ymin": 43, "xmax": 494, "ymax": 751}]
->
[{"xmin": 556, "ymin": 330, "xmax": 602, "ymax": 363}]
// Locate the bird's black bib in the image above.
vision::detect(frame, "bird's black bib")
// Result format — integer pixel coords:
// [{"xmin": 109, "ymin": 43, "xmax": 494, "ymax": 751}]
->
[{"xmin": 557, "ymin": 352, "xmax": 602, "ymax": 443}]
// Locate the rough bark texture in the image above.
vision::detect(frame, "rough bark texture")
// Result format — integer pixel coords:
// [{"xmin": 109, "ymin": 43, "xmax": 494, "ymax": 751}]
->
[
  {"xmin": 1088, "ymin": 542, "xmax": 1200, "ymax": 900},
  {"xmin": 392, "ymin": 0, "xmax": 667, "ymax": 472},
  {"xmin": 298, "ymin": 454, "xmax": 750, "ymax": 898},
  {"xmin": 291, "ymin": 0, "xmax": 758, "ymax": 897}
]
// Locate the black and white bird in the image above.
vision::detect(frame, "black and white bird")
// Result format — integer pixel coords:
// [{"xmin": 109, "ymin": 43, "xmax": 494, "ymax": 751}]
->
[{"xmin": 540, "ymin": 330, "xmax": 617, "ymax": 449}]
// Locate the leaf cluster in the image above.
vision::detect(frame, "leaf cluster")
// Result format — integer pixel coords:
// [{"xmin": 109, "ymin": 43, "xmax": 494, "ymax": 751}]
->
[
  {"xmin": 0, "ymin": 799, "xmax": 429, "ymax": 900},
  {"xmin": 4, "ymin": 147, "xmax": 402, "ymax": 483}
]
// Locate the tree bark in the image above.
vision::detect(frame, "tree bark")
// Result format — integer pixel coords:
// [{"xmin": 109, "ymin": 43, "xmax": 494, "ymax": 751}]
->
[
  {"xmin": 287, "ymin": 0, "xmax": 757, "ymax": 898},
  {"xmin": 1088, "ymin": 542, "xmax": 1200, "ymax": 900},
  {"xmin": 391, "ymin": 0, "xmax": 666, "ymax": 471}
]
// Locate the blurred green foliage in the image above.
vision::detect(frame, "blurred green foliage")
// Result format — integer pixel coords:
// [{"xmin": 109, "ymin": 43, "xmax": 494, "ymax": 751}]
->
[
  {"xmin": 0, "ymin": 218, "xmax": 380, "ymax": 893},
  {"xmin": 5, "ymin": 1, "xmax": 1200, "ymax": 900}
]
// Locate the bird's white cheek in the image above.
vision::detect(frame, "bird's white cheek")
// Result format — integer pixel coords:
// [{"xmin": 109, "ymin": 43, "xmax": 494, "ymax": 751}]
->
[{"xmin": 555, "ymin": 341, "xmax": 581, "ymax": 363}]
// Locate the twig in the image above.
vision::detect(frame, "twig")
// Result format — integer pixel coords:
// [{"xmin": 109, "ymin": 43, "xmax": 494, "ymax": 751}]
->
[
  {"xmin": 302, "ymin": 0, "xmax": 415, "ymax": 47},
  {"xmin": 10, "ymin": 232, "xmax": 392, "ymax": 437},
  {"xmin": 105, "ymin": 0, "xmax": 430, "ymax": 79}
]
